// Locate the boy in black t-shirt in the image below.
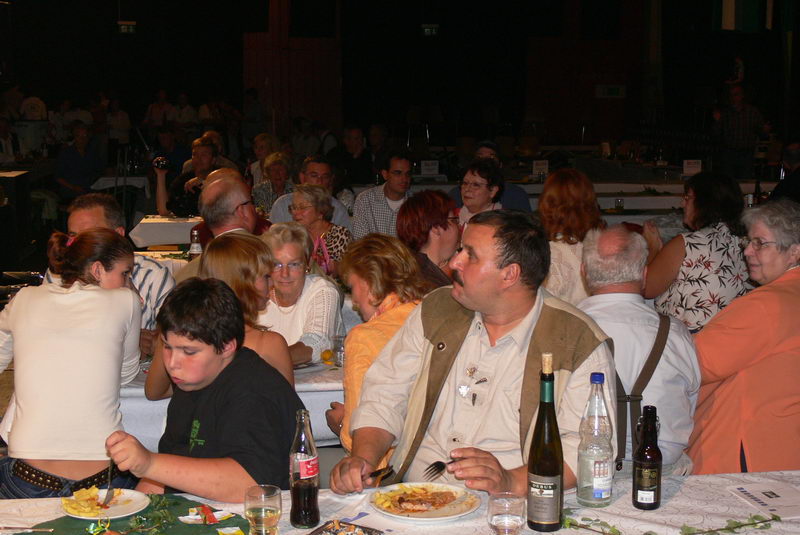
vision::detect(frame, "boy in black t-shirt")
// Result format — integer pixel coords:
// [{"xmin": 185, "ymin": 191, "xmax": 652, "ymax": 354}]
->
[{"xmin": 106, "ymin": 278, "xmax": 304, "ymax": 502}]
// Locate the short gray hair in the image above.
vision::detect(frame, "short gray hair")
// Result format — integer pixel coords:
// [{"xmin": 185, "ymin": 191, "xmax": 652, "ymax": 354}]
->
[
  {"xmin": 294, "ymin": 184, "xmax": 334, "ymax": 222},
  {"xmin": 264, "ymin": 222, "xmax": 314, "ymax": 263},
  {"xmin": 582, "ymin": 225, "xmax": 648, "ymax": 292},
  {"xmin": 742, "ymin": 199, "xmax": 800, "ymax": 251},
  {"xmin": 199, "ymin": 173, "xmax": 249, "ymax": 230}
]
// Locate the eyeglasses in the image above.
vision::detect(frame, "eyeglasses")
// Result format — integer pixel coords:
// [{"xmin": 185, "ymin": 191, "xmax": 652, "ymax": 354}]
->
[
  {"xmin": 289, "ymin": 204, "xmax": 313, "ymax": 212},
  {"xmin": 461, "ymin": 180, "xmax": 488, "ymax": 190},
  {"xmin": 741, "ymin": 237, "xmax": 777, "ymax": 251},
  {"xmin": 272, "ymin": 261, "xmax": 305, "ymax": 272}
]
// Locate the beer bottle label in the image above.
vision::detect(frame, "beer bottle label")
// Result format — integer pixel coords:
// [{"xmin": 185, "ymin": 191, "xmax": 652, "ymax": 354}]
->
[
  {"xmin": 634, "ymin": 466, "xmax": 660, "ymax": 503},
  {"xmin": 298, "ymin": 455, "xmax": 319, "ymax": 479},
  {"xmin": 527, "ymin": 474, "xmax": 561, "ymax": 524}
]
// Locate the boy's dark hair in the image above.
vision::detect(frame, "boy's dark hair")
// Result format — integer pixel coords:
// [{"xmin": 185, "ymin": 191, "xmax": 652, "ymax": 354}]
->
[{"xmin": 156, "ymin": 278, "xmax": 245, "ymax": 353}]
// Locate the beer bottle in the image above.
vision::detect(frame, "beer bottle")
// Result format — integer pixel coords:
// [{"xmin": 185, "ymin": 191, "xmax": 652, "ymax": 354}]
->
[
  {"xmin": 527, "ymin": 352, "xmax": 563, "ymax": 532},
  {"xmin": 632, "ymin": 405, "xmax": 662, "ymax": 510},
  {"xmin": 188, "ymin": 229, "xmax": 202, "ymax": 261},
  {"xmin": 290, "ymin": 409, "xmax": 320, "ymax": 528}
]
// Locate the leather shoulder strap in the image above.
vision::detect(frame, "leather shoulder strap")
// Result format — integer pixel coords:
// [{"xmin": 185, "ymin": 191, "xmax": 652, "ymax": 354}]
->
[{"xmin": 615, "ymin": 313, "xmax": 670, "ymax": 468}]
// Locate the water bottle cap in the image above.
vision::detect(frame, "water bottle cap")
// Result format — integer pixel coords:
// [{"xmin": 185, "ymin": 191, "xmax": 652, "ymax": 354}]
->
[{"xmin": 590, "ymin": 372, "xmax": 605, "ymax": 384}]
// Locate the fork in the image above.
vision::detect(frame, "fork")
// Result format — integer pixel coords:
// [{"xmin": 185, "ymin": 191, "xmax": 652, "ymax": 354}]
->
[
  {"xmin": 101, "ymin": 461, "xmax": 114, "ymax": 506},
  {"xmin": 422, "ymin": 459, "xmax": 457, "ymax": 481},
  {"xmin": 367, "ymin": 465, "xmax": 395, "ymax": 484}
]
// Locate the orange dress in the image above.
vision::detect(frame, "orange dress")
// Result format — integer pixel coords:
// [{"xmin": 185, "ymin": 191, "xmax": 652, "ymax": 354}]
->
[
  {"xmin": 688, "ymin": 268, "xmax": 800, "ymax": 474},
  {"xmin": 340, "ymin": 294, "xmax": 417, "ymax": 469}
]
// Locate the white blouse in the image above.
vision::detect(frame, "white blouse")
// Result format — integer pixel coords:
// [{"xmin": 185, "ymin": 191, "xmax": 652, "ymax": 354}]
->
[
  {"xmin": 543, "ymin": 240, "xmax": 589, "ymax": 306},
  {"xmin": 257, "ymin": 275, "xmax": 342, "ymax": 362},
  {"xmin": 0, "ymin": 282, "xmax": 141, "ymax": 460}
]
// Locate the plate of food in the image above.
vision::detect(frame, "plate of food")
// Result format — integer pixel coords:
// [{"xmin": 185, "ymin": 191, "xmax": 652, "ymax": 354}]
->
[
  {"xmin": 370, "ymin": 483, "xmax": 480, "ymax": 522},
  {"xmin": 61, "ymin": 486, "xmax": 150, "ymax": 520}
]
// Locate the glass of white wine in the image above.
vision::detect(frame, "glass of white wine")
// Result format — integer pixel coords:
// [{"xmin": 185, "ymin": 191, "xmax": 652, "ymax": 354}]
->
[
  {"xmin": 487, "ymin": 492, "xmax": 526, "ymax": 535},
  {"xmin": 245, "ymin": 484, "xmax": 282, "ymax": 535}
]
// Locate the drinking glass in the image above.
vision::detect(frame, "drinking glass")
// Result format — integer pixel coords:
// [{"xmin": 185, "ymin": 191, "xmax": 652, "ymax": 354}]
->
[
  {"xmin": 487, "ymin": 492, "xmax": 526, "ymax": 535},
  {"xmin": 331, "ymin": 335, "xmax": 346, "ymax": 367},
  {"xmin": 245, "ymin": 484, "xmax": 281, "ymax": 535}
]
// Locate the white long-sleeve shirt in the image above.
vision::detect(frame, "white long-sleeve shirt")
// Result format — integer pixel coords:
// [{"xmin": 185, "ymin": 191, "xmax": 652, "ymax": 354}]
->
[
  {"xmin": 0, "ymin": 282, "xmax": 141, "ymax": 460},
  {"xmin": 578, "ymin": 292, "xmax": 700, "ymax": 465}
]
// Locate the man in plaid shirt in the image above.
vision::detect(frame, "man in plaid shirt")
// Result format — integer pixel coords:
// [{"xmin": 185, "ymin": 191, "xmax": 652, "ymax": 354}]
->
[{"xmin": 352, "ymin": 153, "xmax": 413, "ymax": 240}]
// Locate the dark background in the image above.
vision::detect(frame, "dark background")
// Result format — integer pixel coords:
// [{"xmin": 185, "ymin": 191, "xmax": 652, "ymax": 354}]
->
[{"xmin": 1, "ymin": 0, "xmax": 797, "ymax": 139}]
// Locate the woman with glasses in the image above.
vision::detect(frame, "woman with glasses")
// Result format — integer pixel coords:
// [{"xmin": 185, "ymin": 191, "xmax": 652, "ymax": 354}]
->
[
  {"xmin": 688, "ymin": 199, "xmax": 800, "ymax": 474},
  {"xmin": 396, "ymin": 189, "xmax": 459, "ymax": 288},
  {"xmin": 456, "ymin": 159, "xmax": 504, "ymax": 226},
  {"xmin": 290, "ymin": 184, "xmax": 352, "ymax": 278},
  {"xmin": 259, "ymin": 222, "xmax": 343, "ymax": 365},
  {"xmin": 144, "ymin": 234, "xmax": 294, "ymax": 400},
  {"xmin": 252, "ymin": 151, "xmax": 293, "ymax": 216},
  {"xmin": 644, "ymin": 172, "xmax": 751, "ymax": 332},
  {"xmin": 538, "ymin": 168, "xmax": 603, "ymax": 305}
]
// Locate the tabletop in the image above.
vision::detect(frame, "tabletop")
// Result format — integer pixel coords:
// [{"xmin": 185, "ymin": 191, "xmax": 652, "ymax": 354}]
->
[
  {"xmin": 2, "ymin": 471, "xmax": 798, "ymax": 534},
  {"xmin": 128, "ymin": 215, "xmax": 202, "ymax": 247}
]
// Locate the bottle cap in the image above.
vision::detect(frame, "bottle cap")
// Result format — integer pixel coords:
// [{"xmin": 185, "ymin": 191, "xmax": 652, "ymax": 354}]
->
[
  {"xmin": 541, "ymin": 352, "xmax": 553, "ymax": 374},
  {"xmin": 643, "ymin": 405, "xmax": 657, "ymax": 417},
  {"xmin": 590, "ymin": 372, "xmax": 605, "ymax": 384}
]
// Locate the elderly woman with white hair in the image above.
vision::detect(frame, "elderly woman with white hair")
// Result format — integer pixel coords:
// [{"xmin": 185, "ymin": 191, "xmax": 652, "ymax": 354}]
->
[
  {"xmin": 688, "ymin": 199, "xmax": 800, "ymax": 475},
  {"xmin": 259, "ymin": 222, "xmax": 343, "ymax": 365}
]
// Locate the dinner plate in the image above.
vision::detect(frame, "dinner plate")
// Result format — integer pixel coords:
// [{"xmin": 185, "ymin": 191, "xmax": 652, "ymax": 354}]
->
[
  {"xmin": 63, "ymin": 489, "xmax": 150, "ymax": 520},
  {"xmin": 369, "ymin": 482, "xmax": 480, "ymax": 523}
]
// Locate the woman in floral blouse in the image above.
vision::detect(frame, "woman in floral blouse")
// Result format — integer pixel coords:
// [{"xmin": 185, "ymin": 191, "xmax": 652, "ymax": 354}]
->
[{"xmin": 644, "ymin": 172, "xmax": 751, "ymax": 332}]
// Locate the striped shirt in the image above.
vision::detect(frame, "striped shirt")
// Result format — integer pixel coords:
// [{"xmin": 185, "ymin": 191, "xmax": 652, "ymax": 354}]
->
[{"xmin": 45, "ymin": 254, "xmax": 175, "ymax": 330}]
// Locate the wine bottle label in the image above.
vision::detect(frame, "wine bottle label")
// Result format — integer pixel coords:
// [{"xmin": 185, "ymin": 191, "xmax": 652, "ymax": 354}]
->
[
  {"xmin": 527, "ymin": 474, "xmax": 561, "ymax": 524},
  {"xmin": 636, "ymin": 489, "xmax": 656, "ymax": 504},
  {"xmin": 189, "ymin": 243, "xmax": 202, "ymax": 254},
  {"xmin": 297, "ymin": 455, "xmax": 319, "ymax": 479}
]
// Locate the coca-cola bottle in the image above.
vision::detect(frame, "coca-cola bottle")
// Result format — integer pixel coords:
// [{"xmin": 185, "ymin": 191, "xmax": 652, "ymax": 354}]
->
[{"xmin": 289, "ymin": 409, "xmax": 320, "ymax": 528}]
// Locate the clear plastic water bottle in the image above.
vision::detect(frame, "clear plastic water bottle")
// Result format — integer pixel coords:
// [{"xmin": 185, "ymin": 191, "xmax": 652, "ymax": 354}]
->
[{"xmin": 576, "ymin": 372, "xmax": 614, "ymax": 507}]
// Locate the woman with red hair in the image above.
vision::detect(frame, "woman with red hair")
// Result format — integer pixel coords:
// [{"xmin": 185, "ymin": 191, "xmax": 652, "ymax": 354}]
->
[
  {"xmin": 538, "ymin": 168, "xmax": 603, "ymax": 305},
  {"xmin": 396, "ymin": 190, "xmax": 460, "ymax": 288}
]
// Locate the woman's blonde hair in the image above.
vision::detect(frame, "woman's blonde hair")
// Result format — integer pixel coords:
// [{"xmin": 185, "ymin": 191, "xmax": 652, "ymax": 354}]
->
[
  {"xmin": 260, "ymin": 151, "xmax": 291, "ymax": 185},
  {"xmin": 339, "ymin": 233, "xmax": 431, "ymax": 306},
  {"xmin": 294, "ymin": 184, "xmax": 334, "ymax": 222},
  {"xmin": 264, "ymin": 222, "xmax": 314, "ymax": 262},
  {"xmin": 198, "ymin": 233, "xmax": 274, "ymax": 324}
]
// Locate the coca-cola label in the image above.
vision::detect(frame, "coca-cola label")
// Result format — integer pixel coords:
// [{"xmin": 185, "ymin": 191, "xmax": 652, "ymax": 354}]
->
[{"xmin": 298, "ymin": 455, "xmax": 319, "ymax": 479}]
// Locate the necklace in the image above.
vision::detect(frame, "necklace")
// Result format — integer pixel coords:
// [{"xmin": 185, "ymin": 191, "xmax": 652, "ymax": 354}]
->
[{"xmin": 270, "ymin": 287, "xmax": 298, "ymax": 314}]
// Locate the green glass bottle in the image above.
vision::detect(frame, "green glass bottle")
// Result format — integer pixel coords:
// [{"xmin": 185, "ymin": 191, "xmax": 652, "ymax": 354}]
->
[{"xmin": 527, "ymin": 352, "xmax": 563, "ymax": 532}]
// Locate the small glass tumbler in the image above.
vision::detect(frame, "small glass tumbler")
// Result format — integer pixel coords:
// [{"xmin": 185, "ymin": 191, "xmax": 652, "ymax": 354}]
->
[
  {"xmin": 332, "ymin": 335, "xmax": 346, "ymax": 367},
  {"xmin": 244, "ymin": 484, "xmax": 282, "ymax": 535},
  {"xmin": 487, "ymin": 492, "xmax": 526, "ymax": 535}
]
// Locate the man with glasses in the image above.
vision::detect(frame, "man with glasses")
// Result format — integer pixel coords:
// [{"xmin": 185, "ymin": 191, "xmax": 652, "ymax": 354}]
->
[
  {"xmin": 352, "ymin": 153, "xmax": 413, "ymax": 240},
  {"xmin": 175, "ymin": 168, "xmax": 262, "ymax": 283},
  {"xmin": 269, "ymin": 155, "xmax": 352, "ymax": 230}
]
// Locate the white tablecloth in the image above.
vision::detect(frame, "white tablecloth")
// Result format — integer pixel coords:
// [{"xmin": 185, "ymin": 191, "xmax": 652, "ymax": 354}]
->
[
  {"xmin": 91, "ymin": 175, "xmax": 150, "ymax": 198},
  {"xmin": 128, "ymin": 216, "xmax": 202, "ymax": 247},
  {"xmin": 2, "ymin": 471, "xmax": 799, "ymax": 534},
  {"xmin": 134, "ymin": 251, "xmax": 189, "ymax": 276}
]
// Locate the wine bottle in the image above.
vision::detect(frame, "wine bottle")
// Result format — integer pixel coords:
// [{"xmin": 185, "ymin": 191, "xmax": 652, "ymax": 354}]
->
[
  {"xmin": 527, "ymin": 352, "xmax": 563, "ymax": 532},
  {"xmin": 632, "ymin": 405, "xmax": 662, "ymax": 510}
]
